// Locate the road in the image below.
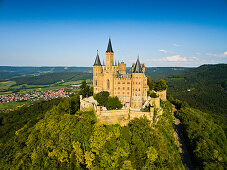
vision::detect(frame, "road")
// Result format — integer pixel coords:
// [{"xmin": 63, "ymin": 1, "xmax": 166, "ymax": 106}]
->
[{"xmin": 174, "ymin": 116, "xmax": 194, "ymax": 170}]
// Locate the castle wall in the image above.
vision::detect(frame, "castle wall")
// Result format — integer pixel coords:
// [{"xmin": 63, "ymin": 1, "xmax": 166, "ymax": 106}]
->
[
  {"xmin": 150, "ymin": 97, "xmax": 160, "ymax": 108},
  {"xmin": 114, "ymin": 77, "xmax": 132, "ymax": 107},
  {"xmin": 96, "ymin": 108, "xmax": 154, "ymax": 126},
  {"xmin": 156, "ymin": 90, "xmax": 167, "ymax": 101},
  {"xmin": 96, "ymin": 109, "xmax": 130, "ymax": 126},
  {"xmin": 80, "ymin": 99, "xmax": 95, "ymax": 112}
]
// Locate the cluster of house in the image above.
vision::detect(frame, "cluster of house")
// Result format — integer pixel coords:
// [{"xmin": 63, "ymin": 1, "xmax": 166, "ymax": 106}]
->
[{"xmin": 0, "ymin": 89, "xmax": 72, "ymax": 103}]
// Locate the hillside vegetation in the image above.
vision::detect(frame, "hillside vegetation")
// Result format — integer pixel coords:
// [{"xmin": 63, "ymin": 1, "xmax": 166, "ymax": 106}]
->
[
  {"xmin": 12, "ymin": 72, "xmax": 92, "ymax": 85},
  {"xmin": 164, "ymin": 64, "xmax": 227, "ymax": 115},
  {"xmin": 0, "ymin": 92, "xmax": 183, "ymax": 169},
  {"xmin": 170, "ymin": 98, "xmax": 227, "ymax": 169}
]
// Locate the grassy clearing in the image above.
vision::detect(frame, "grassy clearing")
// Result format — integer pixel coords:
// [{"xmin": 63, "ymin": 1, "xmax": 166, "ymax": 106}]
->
[
  {"xmin": 0, "ymin": 81, "xmax": 16, "ymax": 90},
  {"xmin": 0, "ymin": 101, "xmax": 31, "ymax": 110}
]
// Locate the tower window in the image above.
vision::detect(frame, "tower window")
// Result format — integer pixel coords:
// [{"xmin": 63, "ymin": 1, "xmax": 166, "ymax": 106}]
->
[
  {"xmin": 107, "ymin": 79, "xmax": 110, "ymax": 89},
  {"xmin": 95, "ymin": 80, "xmax": 97, "ymax": 86}
]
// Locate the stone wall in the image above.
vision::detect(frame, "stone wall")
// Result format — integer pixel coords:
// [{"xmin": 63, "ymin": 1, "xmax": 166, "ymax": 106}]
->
[
  {"xmin": 150, "ymin": 97, "xmax": 160, "ymax": 108},
  {"xmin": 96, "ymin": 109, "xmax": 130, "ymax": 126},
  {"xmin": 96, "ymin": 108, "xmax": 154, "ymax": 126},
  {"xmin": 157, "ymin": 90, "xmax": 167, "ymax": 101}
]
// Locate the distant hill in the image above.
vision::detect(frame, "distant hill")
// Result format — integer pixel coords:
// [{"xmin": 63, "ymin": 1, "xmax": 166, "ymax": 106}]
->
[
  {"xmin": 164, "ymin": 64, "xmax": 227, "ymax": 116},
  {"xmin": 145, "ymin": 67, "xmax": 193, "ymax": 78},
  {"xmin": 0, "ymin": 66, "xmax": 92, "ymax": 81},
  {"xmin": 0, "ymin": 66, "xmax": 191, "ymax": 81},
  {"xmin": 12, "ymin": 72, "xmax": 92, "ymax": 85}
]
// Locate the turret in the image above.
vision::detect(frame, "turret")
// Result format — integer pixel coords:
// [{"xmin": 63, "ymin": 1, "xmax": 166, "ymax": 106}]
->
[
  {"xmin": 106, "ymin": 38, "xmax": 114, "ymax": 71},
  {"xmin": 93, "ymin": 50, "xmax": 103, "ymax": 94},
  {"xmin": 131, "ymin": 57, "xmax": 148, "ymax": 108},
  {"xmin": 118, "ymin": 61, "xmax": 126, "ymax": 74}
]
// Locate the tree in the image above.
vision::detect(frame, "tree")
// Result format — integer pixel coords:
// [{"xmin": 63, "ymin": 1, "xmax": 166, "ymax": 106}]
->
[
  {"xmin": 80, "ymin": 80, "xmax": 93, "ymax": 98},
  {"xmin": 154, "ymin": 79, "xmax": 168, "ymax": 91},
  {"xmin": 146, "ymin": 76, "xmax": 156, "ymax": 90},
  {"xmin": 94, "ymin": 91, "xmax": 110, "ymax": 106},
  {"xmin": 105, "ymin": 96, "xmax": 123, "ymax": 110}
]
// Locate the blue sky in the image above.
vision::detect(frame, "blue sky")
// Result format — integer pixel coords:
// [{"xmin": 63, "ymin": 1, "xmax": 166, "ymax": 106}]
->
[{"xmin": 0, "ymin": 0, "xmax": 227, "ymax": 67}]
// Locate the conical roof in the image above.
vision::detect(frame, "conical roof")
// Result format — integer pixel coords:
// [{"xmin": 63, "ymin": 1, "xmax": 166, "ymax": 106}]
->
[
  {"xmin": 106, "ymin": 38, "xmax": 113, "ymax": 52},
  {"xmin": 93, "ymin": 51, "xmax": 102, "ymax": 66},
  {"xmin": 133, "ymin": 57, "xmax": 143, "ymax": 73}
]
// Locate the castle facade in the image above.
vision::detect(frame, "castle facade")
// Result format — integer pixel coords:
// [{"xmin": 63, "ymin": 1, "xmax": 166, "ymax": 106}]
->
[{"xmin": 93, "ymin": 39, "xmax": 149, "ymax": 109}]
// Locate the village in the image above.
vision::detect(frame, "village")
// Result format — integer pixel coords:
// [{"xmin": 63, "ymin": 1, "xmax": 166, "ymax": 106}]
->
[{"xmin": 0, "ymin": 89, "xmax": 74, "ymax": 103}]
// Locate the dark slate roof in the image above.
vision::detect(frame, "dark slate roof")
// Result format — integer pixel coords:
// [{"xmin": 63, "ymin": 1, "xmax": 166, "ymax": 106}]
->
[
  {"xmin": 93, "ymin": 51, "xmax": 102, "ymax": 66},
  {"xmin": 106, "ymin": 38, "xmax": 113, "ymax": 53},
  {"xmin": 133, "ymin": 57, "xmax": 143, "ymax": 73}
]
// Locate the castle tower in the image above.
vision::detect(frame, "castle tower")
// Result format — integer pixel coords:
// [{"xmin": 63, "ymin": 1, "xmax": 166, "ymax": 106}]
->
[
  {"xmin": 106, "ymin": 38, "xmax": 114, "ymax": 71},
  {"xmin": 93, "ymin": 51, "xmax": 103, "ymax": 94},
  {"xmin": 131, "ymin": 57, "xmax": 148, "ymax": 108},
  {"xmin": 118, "ymin": 61, "xmax": 126, "ymax": 74},
  {"xmin": 103, "ymin": 38, "xmax": 115, "ymax": 96}
]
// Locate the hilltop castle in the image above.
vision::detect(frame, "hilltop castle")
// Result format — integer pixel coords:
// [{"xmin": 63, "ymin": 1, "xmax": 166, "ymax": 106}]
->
[
  {"xmin": 93, "ymin": 39, "xmax": 149, "ymax": 109},
  {"xmin": 80, "ymin": 39, "xmax": 167, "ymax": 125}
]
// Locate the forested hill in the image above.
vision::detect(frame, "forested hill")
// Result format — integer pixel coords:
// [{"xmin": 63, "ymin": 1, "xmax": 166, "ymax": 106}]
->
[
  {"xmin": 0, "ymin": 66, "xmax": 92, "ymax": 81},
  {"xmin": 164, "ymin": 64, "xmax": 227, "ymax": 116},
  {"xmin": 0, "ymin": 66, "xmax": 191, "ymax": 81}
]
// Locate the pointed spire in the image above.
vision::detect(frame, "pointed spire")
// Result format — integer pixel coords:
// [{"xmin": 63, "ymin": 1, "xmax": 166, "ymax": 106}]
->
[
  {"xmin": 103, "ymin": 59, "xmax": 105, "ymax": 66},
  {"xmin": 133, "ymin": 56, "xmax": 143, "ymax": 73},
  {"xmin": 118, "ymin": 60, "xmax": 120, "ymax": 65},
  {"xmin": 115, "ymin": 60, "xmax": 117, "ymax": 66},
  {"xmin": 93, "ymin": 50, "xmax": 102, "ymax": 66},
  {"xmin": 106, "ymin": 38, "xmax": 113, "ymax": 53}
]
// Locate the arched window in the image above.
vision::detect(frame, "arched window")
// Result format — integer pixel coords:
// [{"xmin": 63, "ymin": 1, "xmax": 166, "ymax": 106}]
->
[
  {"xmin": 107, "ymin": 79, "xmax": 110, "ymax": 89},
  {"xmin": 95, "ymin": 80, "xmax": 97, "ymax": 86}
]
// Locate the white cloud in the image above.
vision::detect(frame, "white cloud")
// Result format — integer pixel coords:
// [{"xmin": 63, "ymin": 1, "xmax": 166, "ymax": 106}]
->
[
  {"xmin": 162, "ymin": 55, "xmax": 187, "ymax": 62},
  {"xmin": 206, "ymin": 51, "xmax": 227, "ymax": 58},
  {"xmin": 159, "ymin": 49, "xmax": 168, "ymax": 53},
  {"xmin": 173, "ymin": 43, "xmax": 181, "ymax": 47}
]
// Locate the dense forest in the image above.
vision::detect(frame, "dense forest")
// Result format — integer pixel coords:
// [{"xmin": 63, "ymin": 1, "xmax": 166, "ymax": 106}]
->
[
  {"xmin": 162, "ymin": 64, "xmax": 227, "ymax": 115},
  {"xmin": 0, "ymin": 90, "xmax": 184, "ymax": 169},
  {"xmin": 169, "ymin": 98, "xmax": 227, "ymax": 169}
]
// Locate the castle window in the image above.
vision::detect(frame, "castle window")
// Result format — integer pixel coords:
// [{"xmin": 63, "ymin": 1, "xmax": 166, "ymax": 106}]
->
[
  {"xmin": 127, "ymin": 87, "xmax": 129, "ymax": 90},
  {"xmin": 135, "ymin": 89, "xmax": 137, "ymax": 91},
  {"xmin": 118, "ymin": 81, "xmax": 120, "ymax": 84},
  {"xmin": 95, "ymin": 80, "xmax": 97, "ymax": 86},
  {"xmin": 123, "ymin": 87, "xmax": 125, "ymax": 90},
  {"xmin": 123, "ymin": 92, "xmax": 125, "ymax": 94},
  {"xmin": 127, "ymin": 82, "xmax": 130, "ymax": 84},
  {"xmin": 107, "ymin": 79, "xmax": 110, "ymax": 89},
  {"xmin": 118, "ymin": 87, "xmax": 120, "ymax": 90},
  {"xmin": 139, "ymin": 82, "xmax": 140, "ymax": 84},
  {"xmin": 122, "ymin": 81, "xmax": 125, "ymax": 84},
  {"xmin": 127, "ymin": 92, "xmax": 129, "ymax": 95},
  {"xmin": 118, "ymin": 92, "xmax": 120, "ymax": 94},
  {"xmin": 139, "ymin": 88, "xmax": 140, "ymax": 91},
  {"xmin": 136, "ymin": 82, "xmax": 137, "ymax": 84}
]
